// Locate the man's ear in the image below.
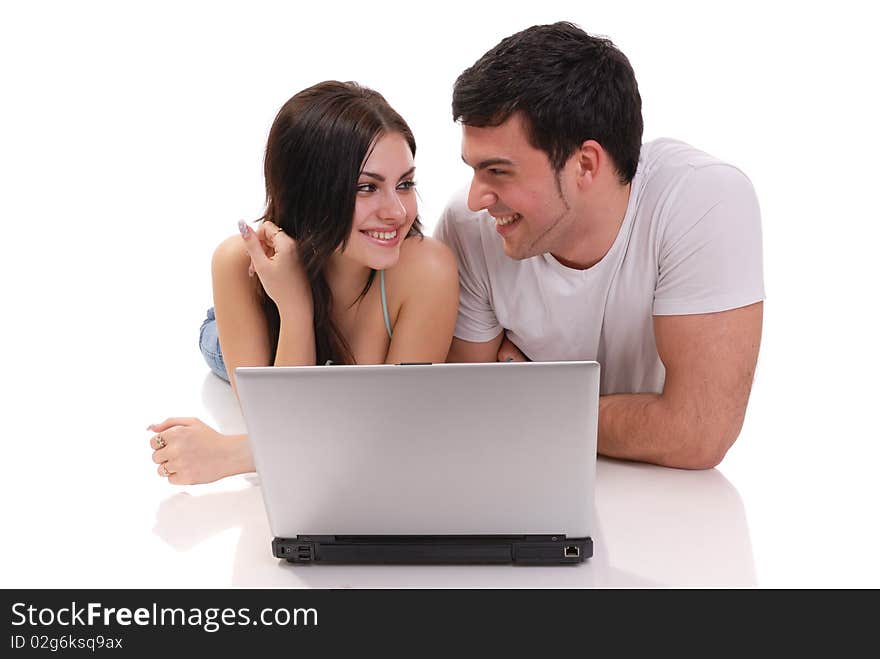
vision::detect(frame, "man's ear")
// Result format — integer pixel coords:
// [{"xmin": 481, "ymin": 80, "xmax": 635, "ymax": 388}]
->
[{"xmin": 573, "ymin": 140, "xmax": 602, "ymax": 188}]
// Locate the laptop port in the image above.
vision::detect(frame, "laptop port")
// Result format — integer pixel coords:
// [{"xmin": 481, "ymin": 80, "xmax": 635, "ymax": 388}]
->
[{"xmin": 564, "ymin": 545, "xmax": 580, "ymax": 558}]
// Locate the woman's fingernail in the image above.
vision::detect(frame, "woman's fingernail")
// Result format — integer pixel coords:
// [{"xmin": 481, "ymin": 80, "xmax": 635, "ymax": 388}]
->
[
  {"xmin": 238, "ymin": 220, "xmax": 250, "ymax": 238},
  {"xmin": 504, "ymin": 357, "xmax": 514, "ymax": 362},
  {"xmin": 146, "ymin": 424, "xmax": 154, "ymax": 430}
]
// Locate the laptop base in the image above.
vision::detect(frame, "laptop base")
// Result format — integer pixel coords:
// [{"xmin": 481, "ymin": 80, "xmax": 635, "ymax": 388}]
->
[{"xmin": 273, "ymin": 535, "xmax": 592, "ymax": 565}]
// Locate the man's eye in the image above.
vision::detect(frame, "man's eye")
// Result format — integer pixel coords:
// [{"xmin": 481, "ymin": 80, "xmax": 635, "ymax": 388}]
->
[{"xmin": 488, "ymin": 168, "xmax": 507, "ymax": 176}]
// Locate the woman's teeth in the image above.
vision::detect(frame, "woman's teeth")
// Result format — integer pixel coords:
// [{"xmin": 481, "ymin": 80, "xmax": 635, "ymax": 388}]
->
[
  {"xmin": 365, "ymin": 229, "xmax": 397, "ymax": 240},
  {"xmin": 493, "ymin": 213, "xmax": 521, "ymax": 226}
]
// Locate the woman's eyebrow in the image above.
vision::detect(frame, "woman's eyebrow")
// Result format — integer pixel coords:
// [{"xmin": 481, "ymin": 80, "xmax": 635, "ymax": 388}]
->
[
  {"xmin": 397, "ymin": 166, "xmax": 416, "ymax": 181},
  {"xmin": 360, "ymin": 166, "xmax": 416, "ymax": 182}
]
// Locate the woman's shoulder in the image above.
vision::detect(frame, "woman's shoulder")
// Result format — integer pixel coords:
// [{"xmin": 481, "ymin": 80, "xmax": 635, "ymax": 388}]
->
[
  {"xmin": 396, "ymin": 234, "xmax": 456, "ymax": 272},
  {"xmin": 382, "ymin": 235, "xmax": 458, "ymax": 310},
  {"xmin": 212, "ymin": 234, "xmax": 251, "ymax": 272},
  {"xmin": 211, "ymin": 234, "xmax": 262, "ymax": 300}
]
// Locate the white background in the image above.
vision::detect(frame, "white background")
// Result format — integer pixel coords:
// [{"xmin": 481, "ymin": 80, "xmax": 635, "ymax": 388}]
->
[{"xmin": 1, "ymin": 0, "xmax": 878, "ymax": 587}]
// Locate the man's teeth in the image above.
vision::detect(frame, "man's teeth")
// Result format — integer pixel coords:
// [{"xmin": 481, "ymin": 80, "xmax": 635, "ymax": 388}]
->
[
  {"xmin": 366, "ymin": 229, "xmax": 397, "ymax": 240},
  {"xmin": 493, "ymin": 213, "xmax": 521, "ymax": 226}
]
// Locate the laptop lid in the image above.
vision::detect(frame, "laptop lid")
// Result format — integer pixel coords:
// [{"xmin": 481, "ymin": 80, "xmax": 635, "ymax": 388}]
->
[{"xmin": 235, "ymin": 361, "xmax": 599, "ymax": 539}]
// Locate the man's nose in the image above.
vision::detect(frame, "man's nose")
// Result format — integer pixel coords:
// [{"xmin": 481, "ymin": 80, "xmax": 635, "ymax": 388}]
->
[{"xmin": 467, "ymin": 178, "xmax": 497, "ymax": 212}]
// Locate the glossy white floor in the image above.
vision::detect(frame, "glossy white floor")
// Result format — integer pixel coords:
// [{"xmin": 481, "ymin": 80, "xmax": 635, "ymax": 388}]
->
[{"xmin": 3, "ymin": 1, "xmax": 878, "ymax": 588}]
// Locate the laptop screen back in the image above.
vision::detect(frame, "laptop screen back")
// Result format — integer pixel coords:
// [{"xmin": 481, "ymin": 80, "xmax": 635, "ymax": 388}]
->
[{"xmin": 235, "ymin": 361, "xmax": 599, "ymax": 538}]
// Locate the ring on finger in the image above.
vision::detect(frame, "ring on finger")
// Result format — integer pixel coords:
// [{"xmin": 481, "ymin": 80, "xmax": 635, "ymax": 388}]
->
[
  {"xmin": 154, "ymin": 433, "xmax": 166, "ymax": 449},
  {"xmin": 160, "ymin": 463, "xmax": 170, "ymax": 477}
]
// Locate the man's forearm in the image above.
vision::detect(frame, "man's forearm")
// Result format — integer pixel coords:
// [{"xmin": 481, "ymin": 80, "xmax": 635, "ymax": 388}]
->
[{"xmin": 598, "ymin": 393, "xmax": 726, "ymax": 470}]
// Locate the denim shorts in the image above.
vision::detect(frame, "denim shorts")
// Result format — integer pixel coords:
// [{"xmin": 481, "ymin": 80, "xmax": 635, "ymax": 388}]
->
[
  {"xmin": 200, "ymin": 308, "xmax": 333, "ymax": 376},
  {"xmin": 199, "ymin": 307, "xmax": 229, "ymax": 382}
]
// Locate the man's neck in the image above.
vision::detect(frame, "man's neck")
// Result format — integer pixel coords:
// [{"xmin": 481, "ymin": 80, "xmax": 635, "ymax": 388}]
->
[{"xmin": 551, "ymin": 181, "xmax": 632, "ymax": 270}]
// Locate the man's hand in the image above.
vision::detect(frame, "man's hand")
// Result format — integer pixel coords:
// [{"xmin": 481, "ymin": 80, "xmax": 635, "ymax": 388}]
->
[
  {"xmin": 446, "ymin": 332, "xmax": 531, "ymax": 363},
  {"xmin": 497, "ymin": 336, "xmax": 529, "ymax": 362}
]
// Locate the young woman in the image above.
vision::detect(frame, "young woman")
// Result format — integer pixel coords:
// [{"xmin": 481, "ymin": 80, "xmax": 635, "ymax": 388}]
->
[{"xmin": 147, "ymin": 81, "xmax": 460, "ymax": 485}]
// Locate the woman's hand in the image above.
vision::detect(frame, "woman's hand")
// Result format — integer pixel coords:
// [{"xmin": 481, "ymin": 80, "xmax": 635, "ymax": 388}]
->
[
  {"xmin": 147, "ymin": 418, "xmax": 253, "ymax": 485},
  {"xmin": 497, "ymin": 335, "xmax": 529, "ymax": 362},
  {"xmin": 238, "ymin": 219, "xmax": 311, "ymax": 312}
]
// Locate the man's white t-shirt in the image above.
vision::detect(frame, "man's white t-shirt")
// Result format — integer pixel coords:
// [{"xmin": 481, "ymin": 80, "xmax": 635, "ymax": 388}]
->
[{"xmin": 434, "ymin": 138, "xmax": 765, "ymax": 395}]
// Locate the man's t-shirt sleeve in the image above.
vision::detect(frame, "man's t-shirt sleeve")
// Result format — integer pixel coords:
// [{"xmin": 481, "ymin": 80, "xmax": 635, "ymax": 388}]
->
[
  {"xmin": 433, "ymin": 199, "xmax": 503, "ymax": 341},
  {"xmin": 653, "ymin": 165, "xmax": 765, "ymax": 315}
]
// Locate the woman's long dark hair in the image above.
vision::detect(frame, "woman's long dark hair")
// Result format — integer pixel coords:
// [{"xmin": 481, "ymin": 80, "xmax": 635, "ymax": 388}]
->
[{"xmin": 259, "ymin": 81, "xmax": 422, "ymax": 365}]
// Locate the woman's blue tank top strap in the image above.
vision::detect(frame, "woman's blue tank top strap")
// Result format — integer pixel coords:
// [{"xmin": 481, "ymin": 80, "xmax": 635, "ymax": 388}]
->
[{"xmin": 380, "ymin": 269, "xmax": 392, "ymax": 339}]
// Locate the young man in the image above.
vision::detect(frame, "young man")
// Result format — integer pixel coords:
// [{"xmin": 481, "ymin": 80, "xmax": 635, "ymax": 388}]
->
[{"xmin": 435, "ymin": 22, "xmax": 764, "ymax": 470}]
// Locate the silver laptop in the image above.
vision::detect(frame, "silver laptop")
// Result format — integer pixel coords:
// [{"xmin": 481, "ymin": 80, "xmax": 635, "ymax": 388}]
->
[{"xmin": 235, "ymin": 361, "xmax": 599, "ymax": 565}]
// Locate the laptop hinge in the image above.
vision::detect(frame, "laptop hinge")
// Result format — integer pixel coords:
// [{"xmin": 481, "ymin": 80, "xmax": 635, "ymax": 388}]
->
[{"xmin": 273, "ymin": 535, "xmax": 592, "ymax": 565}]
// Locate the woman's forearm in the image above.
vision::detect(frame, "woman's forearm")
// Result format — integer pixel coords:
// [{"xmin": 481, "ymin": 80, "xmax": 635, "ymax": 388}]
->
[
  {"xmin": 274, "ymin": 306, "xmax": 317, "ymax": 366},
  {"xmin": 225, "ymin": 433, "xmax": 256, "ymax": 476}
]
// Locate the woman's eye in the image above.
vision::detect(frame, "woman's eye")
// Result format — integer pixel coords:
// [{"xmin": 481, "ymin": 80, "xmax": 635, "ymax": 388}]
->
[
  {"xmin": 397, "ymin": 180, "xmax": 417, "ymax": 191},
  {"xmin": 357, "ymin": 183, "xmax": 377, "ymax": 193}
]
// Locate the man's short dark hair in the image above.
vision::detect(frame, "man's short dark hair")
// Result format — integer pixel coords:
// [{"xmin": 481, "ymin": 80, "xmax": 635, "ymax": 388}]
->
[{"xmin": 453, "ymin": 22, "xmax": 643, "ymax": 184}]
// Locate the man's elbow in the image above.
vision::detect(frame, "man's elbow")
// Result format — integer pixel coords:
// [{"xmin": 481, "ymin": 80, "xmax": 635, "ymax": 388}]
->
[{"xmin": 668, "ymin": 423, "xmax": 742, "ymax": 470}]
